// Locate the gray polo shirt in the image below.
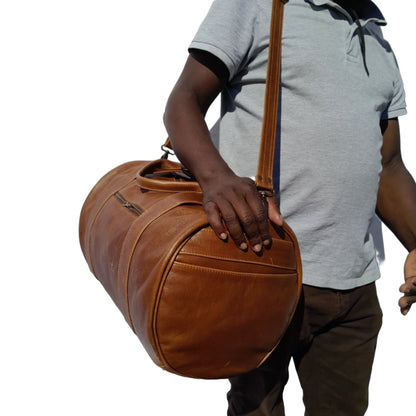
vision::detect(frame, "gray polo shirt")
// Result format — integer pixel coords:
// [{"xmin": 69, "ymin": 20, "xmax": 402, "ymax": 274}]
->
[{"xmin": 189, "ymin": 0, "xmax": 407, "ymax": 289}]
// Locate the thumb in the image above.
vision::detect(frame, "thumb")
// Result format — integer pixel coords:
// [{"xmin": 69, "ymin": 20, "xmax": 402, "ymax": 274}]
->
[
  {"xmin": 267, "ymin": 196, "xmax": 284, "ymax": 226},
  {"xmin": 404, "ymin": 248, "xmax": 416, "ymax": 280}
]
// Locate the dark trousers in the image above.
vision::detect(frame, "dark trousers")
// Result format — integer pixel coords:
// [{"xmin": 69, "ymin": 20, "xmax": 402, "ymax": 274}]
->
[{"xmin": 227, "ymin": 283, "xmax": 383, "ymax": 416}]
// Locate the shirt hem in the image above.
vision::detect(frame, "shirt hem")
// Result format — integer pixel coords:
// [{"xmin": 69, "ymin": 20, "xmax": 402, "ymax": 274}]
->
[
  {"xmin": 383, "ymin": 108, "xmax": 407, "ymax": 120},
  {"xmin": 302, "ymin": 272, "xmax": 381, "ymax": 291}
]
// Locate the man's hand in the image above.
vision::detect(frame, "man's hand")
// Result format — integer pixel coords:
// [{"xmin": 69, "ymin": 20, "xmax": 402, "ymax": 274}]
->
[
  {"xmin": 163, "ymin": 56, "xmax": 284, "ymax": 252},
  {"xmin": 201, "ymin": 171, "xmax": 283, "ymax": 253},
  {"xmin": 399, "ymin": 249, "xmax": 416, "ymax": 315}
]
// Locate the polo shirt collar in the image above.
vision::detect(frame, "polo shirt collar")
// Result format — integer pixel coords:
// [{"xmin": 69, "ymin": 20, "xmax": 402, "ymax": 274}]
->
[{"xmin": 305, "ymin": 0, "xmax": 387, "ymax": 26}]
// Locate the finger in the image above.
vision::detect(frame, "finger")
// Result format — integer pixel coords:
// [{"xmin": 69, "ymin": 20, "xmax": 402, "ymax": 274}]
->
[
  {"xmin": 215, "ymin": 199, "xmax": 250, "ymax": 251},
  {"xmin": 244, "ymin": 191, "xmax": 271, "ymax": 249},
  {"xmin": 400, "ymin": 304, "xmax": 411, "ymax": 316},
  {"xmin": 267, "ymin": 196, "xmax": 284, "ymax": 227},
  {"xmin": 399, "ymin": 295, "xmax": 416, "ymax": 315},
  {"xmin": 224, "ymin": 206, "xmax": 258, "ymax": 251},
  {"xmin": 203, "ymin": 199, "xmax": 228, "ymax": 241},
  {"xmin": 398, "ymin": 281, "xmax": 416, "ymax": 316},
  {"xmin": 399, "ymin": 295, "xmax": 416, "ymax": 308},
  {"xmin": 399, "ymin": 278, "xmax": 416, "ymax": 294},
  {"xmin": 238, "ymin": 207, "xmax": 266, "ymax": 252},
  {"xmin": 399, "ymin": 250, "xmax": 416, "ymax": 315},
  {"xmin": 223, "ymin": 178, "xmax": 265, "ymax": 252},
  {"xmin": 404, "ymin": 248, "xmax": 416, "ymax": 279}
]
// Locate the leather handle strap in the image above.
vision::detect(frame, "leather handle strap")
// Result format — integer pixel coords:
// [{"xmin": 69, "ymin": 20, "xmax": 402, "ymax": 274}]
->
[{"xmin": 255, "ymin": 0, "xmax": 286, "ymax": 193}]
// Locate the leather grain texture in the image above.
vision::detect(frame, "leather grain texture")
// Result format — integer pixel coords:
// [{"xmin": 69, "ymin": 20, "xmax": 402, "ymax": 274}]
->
[
  {"xmin": 79, "ymin": 159, "xmax": 302, "ymax": 379},
  {"xmin": 79, "ymin": 0, "xmax": 302, "ymax": 379}
]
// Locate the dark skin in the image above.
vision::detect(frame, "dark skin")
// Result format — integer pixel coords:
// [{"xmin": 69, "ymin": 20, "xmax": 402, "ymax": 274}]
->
[
  {"xmin": 377, "ymin": 119, "xmax": 416, "ymax": 314},
  {"xmin": 164, "ymin": 56, "xmax": 283, "ymax": 254},
  {"xmin": 163, "ymin": 55, "xmax": 416, "ymax": 314}
]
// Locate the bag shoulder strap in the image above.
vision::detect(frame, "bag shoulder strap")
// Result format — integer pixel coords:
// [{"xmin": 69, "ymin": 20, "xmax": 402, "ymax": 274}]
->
[{"xmin": 255, "ymin": 0, "xmax": 286, "ymax": 193}]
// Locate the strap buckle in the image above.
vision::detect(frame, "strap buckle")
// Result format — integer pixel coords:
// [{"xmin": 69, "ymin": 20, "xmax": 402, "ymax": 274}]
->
[
  {"xmin": 258, "ymin": 189, "xmax": 275, "ymax": 211},
  {"xmin": 161, "ymin": 144, "xmax": 175, "ymax": 159},
  {"xmin": 258, "ymin": 189, "xmax": 275, "ymax": 199}
]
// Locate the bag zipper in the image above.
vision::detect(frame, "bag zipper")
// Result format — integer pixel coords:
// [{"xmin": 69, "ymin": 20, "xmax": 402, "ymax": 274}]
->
[{"xmin": 114, "ymin": 192, "xmax": 143, "ymax": 216}]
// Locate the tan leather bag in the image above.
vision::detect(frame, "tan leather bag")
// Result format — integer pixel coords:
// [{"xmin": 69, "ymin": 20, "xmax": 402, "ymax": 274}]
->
[{"xmin": 79, "ymin": 0, "xmax": 302, "ymax": 379}]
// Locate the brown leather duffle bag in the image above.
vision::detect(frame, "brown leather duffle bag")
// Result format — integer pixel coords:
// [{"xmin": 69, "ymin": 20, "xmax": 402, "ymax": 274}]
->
[{"xmin": 79, "ymin": 0, "xmax": 302, "ymax": 379}]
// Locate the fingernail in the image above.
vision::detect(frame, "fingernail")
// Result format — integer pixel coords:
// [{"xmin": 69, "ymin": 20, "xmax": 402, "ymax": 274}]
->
[
  {"xmin": 239, "ymin": 242, "xmax": 248, "ymax": 250},
  {"xmin": 253, "ymin": 244, "xmax": 262, "ymax": 252},
  {"xmin": 263, "ymin": 239, "xmax": 271, "ymax": 246},
  {"xmin": 220, "ymin": 233, "xmax": 227, "ymax": 240}
]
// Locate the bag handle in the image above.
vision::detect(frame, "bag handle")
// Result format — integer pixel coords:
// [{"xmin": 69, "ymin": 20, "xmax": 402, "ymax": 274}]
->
[{"xmin": 255, "ymin": 0, "xmax": 286, "ymax": 194}]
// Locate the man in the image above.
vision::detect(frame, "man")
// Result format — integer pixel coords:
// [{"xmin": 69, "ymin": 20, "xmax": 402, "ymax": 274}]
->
[{"xmin": 163, "ymin": 0, "xmax": 416, "ymax": 415}]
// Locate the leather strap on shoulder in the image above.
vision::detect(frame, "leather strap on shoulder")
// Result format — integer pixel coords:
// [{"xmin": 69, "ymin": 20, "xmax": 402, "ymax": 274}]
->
[{"xmin": 255, "ymin": 0, "xmax": 286, "ymax": 192}]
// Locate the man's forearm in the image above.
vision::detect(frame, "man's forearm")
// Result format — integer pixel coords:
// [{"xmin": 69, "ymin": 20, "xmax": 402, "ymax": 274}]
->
[
  {"xmin": 163, "ymin": 87, "xmax": 232, "ymax": 185},
  {"xmin": 163, "ymin": 55, "xmax": 281, "ymax": 250},
  {"xmin": 376, "ymin": 161, "xmax": 416, "ymax": 252},
  {"xmin": 163, "ymin": 56, "xmax": 233, "ymax": 186}
]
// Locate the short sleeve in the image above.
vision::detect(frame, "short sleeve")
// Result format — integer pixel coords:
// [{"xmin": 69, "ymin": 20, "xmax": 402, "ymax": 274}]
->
[
  {"xmin": 188, "ymin": 0, "xmax": 260, "ymax": 80},
  {"xmin": 382, "ymin": 69, "xmax": 407, "ymax": 119}
]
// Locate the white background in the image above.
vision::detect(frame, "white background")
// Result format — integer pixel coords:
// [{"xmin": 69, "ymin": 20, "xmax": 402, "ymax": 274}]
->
[{"xmin": 0, "ymin": 1, "xmax": 414, "ymax": 415}]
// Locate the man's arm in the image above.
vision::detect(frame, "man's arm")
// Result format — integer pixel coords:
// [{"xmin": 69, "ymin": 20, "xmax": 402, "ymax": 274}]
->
[
  {"xmin": 376, "ymin": 118, "xmax": 416, "ymax": 315},
  {"xmin": 163, "ymin": 56, "xmax": 283, "ymax": 252}
]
